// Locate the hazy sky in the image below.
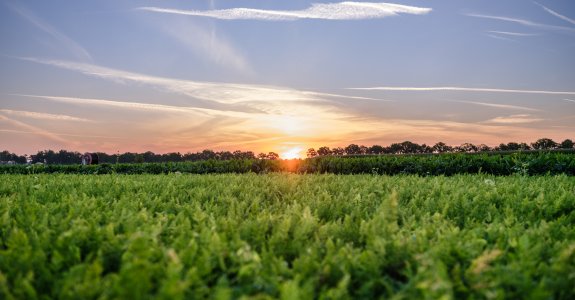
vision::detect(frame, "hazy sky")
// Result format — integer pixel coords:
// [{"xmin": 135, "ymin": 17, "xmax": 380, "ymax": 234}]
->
[{"xmin": 1, "ymin": 0, "xmax": 574, "ymax": 157}]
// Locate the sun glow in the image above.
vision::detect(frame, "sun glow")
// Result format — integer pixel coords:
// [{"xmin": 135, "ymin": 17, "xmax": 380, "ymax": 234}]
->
[{"xmin": 280, "ymin": 147, "xmax": 304, "ymax": 159}]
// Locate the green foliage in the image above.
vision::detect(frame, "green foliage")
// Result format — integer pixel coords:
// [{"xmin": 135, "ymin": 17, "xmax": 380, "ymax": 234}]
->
[
  {"xmin": 1, "ymin": 152, "xmax": 574, "ymax": 176},
  {"xmin": 0, "ymin": 174, "xmax": 574, "ymax": 299}
]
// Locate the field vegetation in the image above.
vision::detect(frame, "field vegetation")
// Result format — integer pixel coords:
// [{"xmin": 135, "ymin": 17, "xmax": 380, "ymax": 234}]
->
[
  {"xmin": 1, "ymin": 174, "xmax": 574, "ymax": 299},
  {"xmin": 1, "ymin": 151, "xmax": 574, "ymax": 176}
]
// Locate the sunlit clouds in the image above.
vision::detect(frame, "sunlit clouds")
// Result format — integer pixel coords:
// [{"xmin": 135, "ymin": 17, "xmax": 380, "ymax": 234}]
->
[
  {"xmin": 1, "ymin": 1, "xmax": 574, "ymax": 155},
  {"xmin": 138, "ymin": 2, "xmax": 431, "ymax": 21},
  {"xmin": 483, "ymin": 114, "xmax": 543, "ymax": 124},
  {"xmin": 0, "ymin": 109, "xmax": 91, "ymax": 122},
  {"xmin": 348, "ymin": 86, "xmax": 575, "ymax": 95}
]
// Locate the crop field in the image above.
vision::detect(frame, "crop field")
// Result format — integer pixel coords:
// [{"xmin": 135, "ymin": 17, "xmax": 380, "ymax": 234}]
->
[{"xmin": 1, "ymin": 174, "xmax": 574, "ymax": 299}]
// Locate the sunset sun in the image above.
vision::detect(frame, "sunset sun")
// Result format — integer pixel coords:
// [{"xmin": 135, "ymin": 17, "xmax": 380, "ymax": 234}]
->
[{"xmin": 280, "ymin": 147, "xmax": 304, "ymax": 159}]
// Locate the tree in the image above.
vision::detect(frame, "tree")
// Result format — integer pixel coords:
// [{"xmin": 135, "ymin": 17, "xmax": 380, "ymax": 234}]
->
[
  {"xmin": 458, "ymin": 143, "xmax": 478, "ymax": 153},
  {"xmin": 387, "ymin": 143, "xmax": 401, "ymax": 154},
  {"xmin": 398, "ymin": 141, "xmax": 421, "ymax": 154},
  {"xmin": 317, "ymin": 146, "xmax": 332, "ymax": 156},
  {"xmin": 420, "ymin": 144, "xmax": 433, "ymax": 153},
  {"xmin": 344, "ymin": 144, "xmax": 361, "ymax": 155},
  {"xmin": 560, "ymin": 139, "xmax": 574, "ymax": 149},
  {"xmin": 134, "ymin": 154, "xmax": 144, "ymax": 163},
  {"xmin": 257, "ymin": 153, "xmax": 268, "ymax": 159},
  {"xmin": 332, "ymin": 147, "xmax": 345, "ymax": 156},
  {"xmin": 266, "ymin": 152, "xmax": 279, "ymax": 160},
  {"xmin": 306, "ymin": 148, "xmax": 317, "ymax": 158},
  {"xmin": 531, "ymin": 138, "xmax": 558, "ymax": 150},
  {"xmin": 0, "ymin": 151, "xmax": 26, "ymax": 164},
  {"xmin": 477, "ymin": 144, "xmax": 491, "ymax": 152},
  {"xmin": 432, "ymin": 142, "xmax": 452, "ymax": 153},
  {"xmin": 368, "ymin": 145, "xmax": 385, "ymax": 154}
]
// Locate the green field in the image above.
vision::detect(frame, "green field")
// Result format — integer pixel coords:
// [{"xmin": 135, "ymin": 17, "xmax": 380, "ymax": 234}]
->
[{"xmin": 1, "ymin": 174, "xmax": 574, "ymax": 299}]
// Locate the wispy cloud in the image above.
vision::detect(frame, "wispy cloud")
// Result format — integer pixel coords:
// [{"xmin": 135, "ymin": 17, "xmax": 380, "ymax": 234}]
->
[
  {"xmin": 0, "ymin": 129, "xmax": 122, "ymax": 140},
  {"xmin": 485, "ymin": 33, "xmax": 515, "ymax": 42},
  {"xmin": 13, "ymin": 94, "xmax": 252, "ymax": 119},
  {"xmin": 8, "ymin": 4, "xmax": 92, "ymax": 61},
  {"xmin": 0, "ymin": 109, "xmax": 91, "ymax": 122},
  {"xmin": 487, "ymin": 31, "xmax": 538, "ymax": 37},
  {"xmin": 19, "ymin": 57, "xmax": 384, "ymax": 109},
  {"xmin": 348, "ymin": 86, "xmax": 575, "ymax": 95},
  {"xmin": 0, "ymin": 114, "xmax": 70, "ymax": 144},
  {"xmin": 138, "ymin": 2, "xmax": 431, "ymax": 21},
  {"xmin": 534, "ymin": 1, "xmax": 575, "ymax": 26},
  {"xmin": 564, "ymin": 99, "xmax": 575, "ymax": 103},
  {"xmin": 483, "ymin": 114, "xmax": 543, "ymax": 124},
  {"xmin": 466, "ymin": 13, "xmax": 575, "ymax": 32},
  {"xmin": 449, "ymin": 100, "xmax": 540, "ymax": 112},
  {"xmin": 159, "ymin": 18, "xmax": 251, "ymax": 73}
]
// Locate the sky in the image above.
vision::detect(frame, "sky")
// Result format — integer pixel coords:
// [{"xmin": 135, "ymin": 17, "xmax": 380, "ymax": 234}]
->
[{"xmin": 1, "ymin": 0, "xmax": 574, "ymax": 158}]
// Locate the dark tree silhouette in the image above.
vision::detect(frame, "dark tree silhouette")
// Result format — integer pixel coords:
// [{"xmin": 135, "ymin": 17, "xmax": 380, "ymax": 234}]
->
[
  {"xmin": 345, "ymin": 144, "xmax": 361, "ymax": 155},
  {"xmin": 560, "ymin": 139, "xmax": 574, "ymax": 149},
  {"xmin": 317, "ymin": 146, "xmax": 332, "ymax": 156},
  {"xmin": 368, "ymin": 145, "xmax": 386, "ymax": 154},
  {"xmin": 432, "ymin": 142, "xmax": 452, "ymax": 153},
  {"xmin": 306, "ymin": 148, "xmax": 317, "ymax": 158},
  {"xmin": 531, "ymin": 138, "xmax": 558, "ymax": 150}
]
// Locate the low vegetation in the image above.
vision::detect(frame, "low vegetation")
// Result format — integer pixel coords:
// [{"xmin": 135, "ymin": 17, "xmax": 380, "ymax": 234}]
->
[
  {"xmin": 2, "ymin": 151, "xmax": 574, "ymax": 176},
  {"xmin": 1, "ymin": 174, "xmax": 574, "ymax": 299}
]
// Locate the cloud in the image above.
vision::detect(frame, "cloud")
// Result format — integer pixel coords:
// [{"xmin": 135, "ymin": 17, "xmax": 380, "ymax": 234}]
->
[
  {"xmin": 534, "ymin": 1, "xmax": 575, "ymax": 26},
  {"xmin": 0, "ymin": 129, "xmax": 122, "ymax": 140},
  {"xmin": 19, "ymin": 57, "xmax": 385, "ymax": 111},
  {"xmin": 485, "ymin": 33, "xmax": 515, "ymax": 42},
  {"xmin": 483, "ymin": 114, "xmax": 543, "ymax": 124},
  {"xmin": 449, "ymin": 100, "xmax": 540, "ymax": 112},
  {"xmin": 347, "ymin": 86, "xmax": 575, "ymax": 95},
  {"xmin": 138, "ymin": 2, "xmax": 431, "ymax": 21},
  {"xmin": 466, "ymin": 13, "xmax": 575, "ymax": 32},
  {"xmin": 0, "ymin": 114, "xmax": 69, "ymax": 144},
  {"xmin": 14, "ymin": 94, "xmax": 252, "ymax": 119},
  {"xmin": 564, "ymin": 99, "xmax": 575, "ymax": 103},
  {"xmin": 8, "ymin": 4, "xmax": 92, "ymax": 61},
  {"xmin": 487, "ymin": 31, "xmax": 538, "ymax": 37},
  {"xmin": 0, "ymin": 109, "xmax": 91, "ymax": 122},
  {"xmin": 158, "ymin": 18, "xmax": 251, "ymax": 73}
]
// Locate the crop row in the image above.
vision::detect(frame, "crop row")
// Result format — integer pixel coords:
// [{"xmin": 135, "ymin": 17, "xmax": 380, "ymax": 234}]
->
[{"xmin": 2, "ymin": 152, "xmax": 574, "ymax": 175}]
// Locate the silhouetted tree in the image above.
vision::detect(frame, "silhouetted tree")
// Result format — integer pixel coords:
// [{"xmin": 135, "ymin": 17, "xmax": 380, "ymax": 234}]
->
[
  {"xmin": 560, "ymin": 139, "xmax": 574, "ymax": 149},
  {"xmin": 432, "ymin": 142, "xmax": 452, "ymax": 153},
  {"xmin": 420, "ymin": 144, "xmax": 433, "ymax": 153},
  {"xmin": 332, "ymin": 147, "xmax": 345, "ymax": 156},
  {"xmin": 387, "ymin": 143, "xmax": 401, "ymax": 154},
  {"xmin": 267, "ymin": 152, "xmax": 279, "ymax": 160},
  {"xmin": 398, "ymin": 141, "xmax": 421, "ymax": 154},
  {"xmin": 531, "ymin": 138, "xmax": 558, "ymax": 150},
  {"xmin": 368, "ymin": 145, "xmax": 385, "ymax": 154},
  {"xmin": 345, "ymin": 144, "xmax": 361, "ymax": 155},
  {"xmin": 306, "ymin": 148, "xmax": 317, "ymax": 158},
  {"xmin": 317, "ymin": 146, "xmax": 332, "ymax": 156},
  {"xmin": 477, "ymin": 144, "xmax": 491, "ymax": 152},
  {"xmin": 0, "ymin": 151, "xmax": 26, "ymax": 164},
  {"xmin": 453, "ymin": 143, "xmax": 478, "ymax": 153}
]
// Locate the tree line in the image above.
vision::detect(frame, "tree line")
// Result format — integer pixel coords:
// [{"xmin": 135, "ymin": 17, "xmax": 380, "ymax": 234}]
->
[
  {"xmin": 0, "ymin": 137, "xmax": 573, "ymax": 165},
  {"xmin": 0, "ymin": 149, "xmax": 279, "ymax": 165},
  {"xmin": 306, "ymin": 138, "xmax": 574, "ymax": 157}
]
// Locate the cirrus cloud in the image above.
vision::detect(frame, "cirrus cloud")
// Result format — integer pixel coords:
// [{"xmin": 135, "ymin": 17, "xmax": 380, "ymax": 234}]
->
[{"xmin": 138, "ymin": 2, "xmax": 431, "ymax": 21}]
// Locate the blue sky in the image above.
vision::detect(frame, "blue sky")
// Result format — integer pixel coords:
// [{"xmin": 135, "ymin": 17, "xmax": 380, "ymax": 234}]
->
[{"xmin": 1, "ymin": 0, "xmax": 574, "ymax": 156}]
